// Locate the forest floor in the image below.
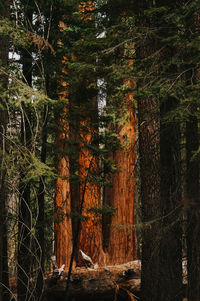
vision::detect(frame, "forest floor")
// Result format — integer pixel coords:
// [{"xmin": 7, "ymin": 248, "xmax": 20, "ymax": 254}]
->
[
  {"xmin": 9, "ymin": 260, "xmax": 188, "ymax": 301},
  {"xmin": 44, "ymin": 260, "xmax": 141, "ymax": 301}
]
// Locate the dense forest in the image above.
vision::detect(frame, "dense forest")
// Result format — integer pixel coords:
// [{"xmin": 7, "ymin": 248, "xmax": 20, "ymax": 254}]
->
[{"xmin": 0, "ymin": 0, "xmax": 199, "ymax": 300}]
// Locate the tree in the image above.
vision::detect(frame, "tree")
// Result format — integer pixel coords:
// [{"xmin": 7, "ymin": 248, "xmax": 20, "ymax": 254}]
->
[
  {"xmin": 0, "ymin": 1, "xmax": 10, "ymax": 300},
  {"xmin": 105, "ymin": 68, "xmax": 137, "ymax": 265},
  {"xmin": 185, "ymin": 7, "xmax": 200, "ymax": 299},
  {"xmin": 186, "ymin": 108, "xmax": 199, "ymax": 301},
  {"xmin": 133, "ymin": 1, "xmax": 162, "ymax": 300},
  {"xmin": 98, "ymin": 0, "xmax": 137, "ymax": 264},
  {"xmin": 55, "ymin": 1, "xmax": 106, "ymax": 271},
  {"xmin": 135, "ymin": 1, "xmax": 184, "ymax": 299},
  {"xmin": 136, "ymin": 20, "xmax": 162, "ymax": 301},
  {"xmin": 17, "ymin": 5, "xmax": 33, "ymax": 299}
]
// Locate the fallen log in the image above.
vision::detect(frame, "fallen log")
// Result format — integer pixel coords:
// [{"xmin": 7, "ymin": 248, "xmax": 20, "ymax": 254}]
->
[{"xmin": 43, "ymin": 260, "xmax": 141, "ymax": 301}]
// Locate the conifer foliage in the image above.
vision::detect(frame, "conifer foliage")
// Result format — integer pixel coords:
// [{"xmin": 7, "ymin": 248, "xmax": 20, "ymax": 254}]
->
[{"xmin": 0, "ymin": 0, "xmax": 199, "ymax": 300}]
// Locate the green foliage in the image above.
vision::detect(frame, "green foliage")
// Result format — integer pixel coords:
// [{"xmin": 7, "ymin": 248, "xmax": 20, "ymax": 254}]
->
[
  {"xmin": 2, "ymin": 2, "xmax": 199, "ymax": 297},
  {"xmin": 130, "ymin": 0, "xmax": 200, "ymax": 126},
  {"xmin": 0, "ymin": 19, "xmax": 28, "ymax": 46},
  {"xmin": 87, "ymin": 205, "xmax": 117, "ymax": 217}
]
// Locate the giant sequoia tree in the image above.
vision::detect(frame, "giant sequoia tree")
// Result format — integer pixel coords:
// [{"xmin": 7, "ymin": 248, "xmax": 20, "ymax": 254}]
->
[
  {"xmin": 100, "ymin": 0, "xmax": 137, "ymax": 265},
  {"xmin": 0, "ymin": 0, "xmax": 199, "ymax": 300},
  {"xmin": 54, "ymin": 0, "xmax": 138, "ymax": 270}
]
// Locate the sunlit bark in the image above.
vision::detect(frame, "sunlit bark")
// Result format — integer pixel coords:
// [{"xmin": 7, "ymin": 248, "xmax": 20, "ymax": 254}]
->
[
  {"xmin": 107, "ymin": 110, "xmax": 137, "ymax": 264},
  {"xmin": 74, "ymin": 1, "xmax": 105, "ymax": 266},
  {"xmin": 105, "ymin": 65, "xmax": 137, "ymax": 264},
  {"xmin": 55, "ymin": 26, "xmax": 72, "ymax": 268},
  {"xmin": 78, "ymin": 124, "xmax": 106, "ymax": 265}
]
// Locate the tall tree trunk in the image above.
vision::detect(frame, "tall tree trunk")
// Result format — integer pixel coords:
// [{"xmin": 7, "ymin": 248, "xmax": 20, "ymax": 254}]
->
[
  {"xmin": 54, "ymin": 25, "xmax": 73, "ymax": 268},
  {"xmin": 0, "ymin": 2, "xmax": 10, "ymax": 300},
  {"xmin": 136, "ymin": 1, "xmax": 162, "ymax": 300},
  {"xmin": 68, "ymin": 1, "xmax": 106, "ymax": 268},
  {"xmin": 55, "ymin": 130, "xmax": 72, "ymax": 269},
  {"xmin": 139, "ymin": 97, "xmax": 161, "ymax": 301},
  {"xmin": 69, "ymin": 100, "xmax": 80, "ymax": 264},
  {"xmin": 185, "ymin": 8, "xmax": 200, "ymax": 300},
  {"xmin": 78, "ymin": 118, "xmax": 105, "ymax": 265},
  {"xmin": 159, "ymin": 98, "xmax": 182, "ymax": 301},
  {"xmin": 138, "ymin": 1, "xmax": 183, "ymax": 299},
  {"xmin": 105, "ymin": 104, "xmax": 137, "ymax": 264},
  {"xmin": 103, "ymin": 42, "xmax": 137, "ymax": 264},
  {"xmin": 17, "ymin": 10, "xmax": 33, "ymax": 301},
  {"xmin": 186, "ymin": 110, "xmax": 200, "ymax": 301},
  {"xmin": 156, "ymin": 2, "xmax": 182, "ymax": 300}
]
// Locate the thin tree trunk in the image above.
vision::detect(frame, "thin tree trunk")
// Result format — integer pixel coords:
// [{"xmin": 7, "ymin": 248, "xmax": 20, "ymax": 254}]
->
[
  {"xmin": 185, "ymin": 8, "xmax": 200, "ymax": 300},
  {"xmin": 69, "ymin": 102, "xmax": 80, "ymax": 264},
  {"xmin": 186, "ymin": 113, "xmax": 200, "ymax": 301},
  {"xmin": 0, "ymin": 1, "xmax": 10, "ymax": 301},
  {"xmin": 17, "ymin": 11, "xmax": 33, "ymax": 300},
  {"xmin": 35, "ymin": 104, "xmax": 48, "ymax": 300},
  {"xmin": 68, "ymin": 1, "xmax": 106, "ymax": 267}
]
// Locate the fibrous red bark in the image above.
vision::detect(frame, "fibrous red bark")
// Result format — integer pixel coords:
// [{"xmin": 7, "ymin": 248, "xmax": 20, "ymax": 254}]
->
[
  {"xmin": 107, "ymin": 109, "xmax": 137, "ymax": 264},
  {"xmin": 105, "ymin": 68, "xmax": 137, "ymax": 264},
  {"xmin": 55, "ymin": 33, "xmax": 72, "ymax": 269},
  {"xmin": 78, "ymin": 125, "xmax": 106, "ymax": 265}
]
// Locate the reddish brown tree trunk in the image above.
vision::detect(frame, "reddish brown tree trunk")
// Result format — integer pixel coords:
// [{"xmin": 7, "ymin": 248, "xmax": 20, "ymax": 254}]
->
[
  {"xmin": 78, "ymin": 126, "xmax": 106, "ymax": 265},
  {"xmin": 55, "ymin": 152, "xmax": 72, "ymax": 269},
  {"xmin": 73, "ymin": 0, "xmax": 106, "ymax": 266},
  {"xmin": 105, "ymin": 70, "xmax": 137, "ymax": 264},
  {"xmin": 107, "ymin": 109, "xmax": 137, "ymax": 264},
  {"xmin": 55, "ymin": 30, "xmax": 72, "ymax": 269}
]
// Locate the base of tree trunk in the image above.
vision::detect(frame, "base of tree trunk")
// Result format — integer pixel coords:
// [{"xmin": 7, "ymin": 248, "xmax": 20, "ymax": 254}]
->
[{"xmin": 43, "ymin": 260, "xmax": 141, "ymax": 301}]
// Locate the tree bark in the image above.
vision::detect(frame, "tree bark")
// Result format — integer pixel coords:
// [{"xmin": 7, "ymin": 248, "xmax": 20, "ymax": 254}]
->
[
  {"xmin": 68, "ymin": 1, "xmax": 106, "ymax": 268},
  {"xmin": 106, "ymin": 105, "xmax": 137, "ymax": 264},
  {"xmin": 103, "ymin": 45, "xmax": 137, "ymax": 265},
  {"xmin": 159, "ymin": 98, "xmax": 182, "ymax": 301},
  {"xmin": 185, "ymin": 9, "xmax": 200, "ymax": 300},
  {"xmin": 139, "ymin": 96, "xmax": 161, "ymax": 301},
  {"xmin": 157, "ymin": 2, "xmax": 183, "ymax": 300},
  {"xmin": 135, "ymin": 1, "xmax": 162, "ymax": 300},
  {"xmin": 78, "ymin": 118, "xmax": 105, "ymax": 265},
  {"xmin": 45, "ymin": 261, "xmax": 141, "ymax": 301},
  {"xmin": 54, "ymin": 26, "xmax": 73, "ymax": 268},
  {"xmin": 54, "ymin": 111, "xmax": 73, "ymax": 270},
  {"xmin": 186, "ymin": 113, "xmax": 200, "ymax": 301}
]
